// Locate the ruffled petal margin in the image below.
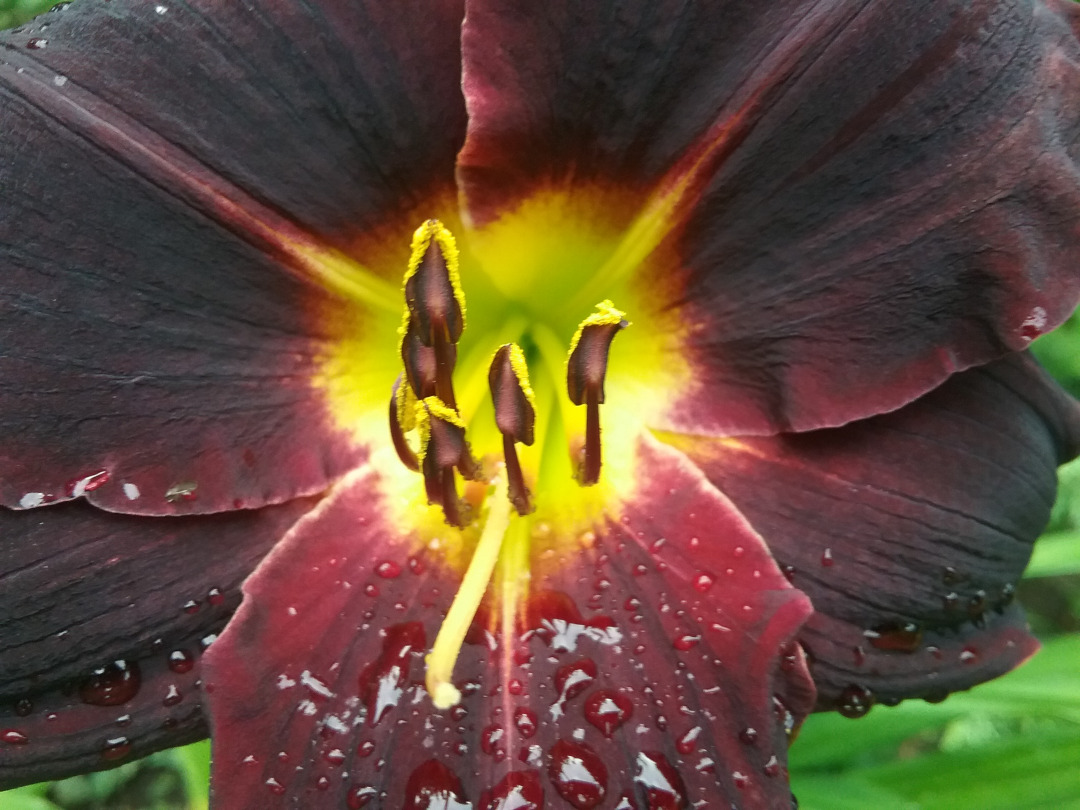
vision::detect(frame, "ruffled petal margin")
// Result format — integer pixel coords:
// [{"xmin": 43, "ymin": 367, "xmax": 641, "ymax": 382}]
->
[
  {"xmin": 203, "ymin": 436, "xmax": 813, "ymax": 809},
  {"xmin": 664, "ymin": 354, "xmax": 1080, "ymax": 710}
]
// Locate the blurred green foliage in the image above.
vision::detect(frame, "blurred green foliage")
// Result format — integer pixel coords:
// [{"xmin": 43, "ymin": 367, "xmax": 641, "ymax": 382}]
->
[
  {"xmin": 1, "ymin": 0, "xmax": 1079, "ymax": 806},
  {"xmin": 0, "ymin": 0, "xmax": 58, "ymax": 29}
]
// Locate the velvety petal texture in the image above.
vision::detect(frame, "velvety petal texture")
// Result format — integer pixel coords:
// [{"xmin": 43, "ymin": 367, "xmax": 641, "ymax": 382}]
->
[
  {"xmin": 0, "ymin": 498, "xmax": 312, "ymax": 786},
  {"xmin": 0, "ymin": 0, "xmax": 465, "ymax": 513},
  {"xmin": 668, "ymin": 354, "xmax": 1080, "ymax": 709},
  {"xmin": 204, "ymin": 438, "xmax": 814, "ymax": 809},
  {"xmin": 460, "ymin": 0, "xmax": 1080, "ymax": 434}
]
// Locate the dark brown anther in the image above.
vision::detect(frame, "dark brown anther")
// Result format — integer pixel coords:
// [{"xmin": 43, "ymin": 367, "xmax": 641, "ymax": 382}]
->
[
  {"xmin": 489, "ymin": 344, "xmax": 536, "ymax": 515},
  {"xmin": 566, "ymin": 302, "xmax": 628, "ymax": 486},
  {"xmin": 419, "ymin": 397, "xmax": 480, "ymax": 527},
  {"xmin": 405, "ymin": 226, "xmax": 464, "ymax": 346},
  {"xmin": 404, "ymin": 222, "xmax": 465, "ymax": 409},
  {"xmin": 401, "ymin": 316, "xmax": 453, "ymax": 402},
  {"xmin": 389, "ymin": 375, "xmax": 419, "ymax": 472}
]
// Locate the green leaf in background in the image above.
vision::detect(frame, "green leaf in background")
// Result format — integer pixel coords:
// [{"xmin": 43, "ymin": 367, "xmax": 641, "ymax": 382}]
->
[
  {"xmin": 0, "ymin": 0, "xmax": 60, "ymax": 29},
  {"xmin": 1026, "ymin": 530, "xmax": 1080, "ymax": 579},
  {"xmin": 0, "ymin": 784, "xmax": 62, "ymax": 810},
  {"xmin": 170, "ymin": 741, "xmax": 210, "ymax": 810},
  {"xmin": 790, "ymin": 635, "xmax": 1080, "ymax": 810}
]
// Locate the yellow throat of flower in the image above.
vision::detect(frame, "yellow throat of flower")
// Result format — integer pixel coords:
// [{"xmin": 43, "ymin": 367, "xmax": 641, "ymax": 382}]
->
[{"xmin": 313, "ymin": 191, "xmax": 695, "ymax": 708}]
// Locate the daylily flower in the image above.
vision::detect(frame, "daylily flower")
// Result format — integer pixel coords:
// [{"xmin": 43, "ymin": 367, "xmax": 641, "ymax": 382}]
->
[{"xmin": 2, "ymin": 0, "xmax": 1080, "ymax": 807}]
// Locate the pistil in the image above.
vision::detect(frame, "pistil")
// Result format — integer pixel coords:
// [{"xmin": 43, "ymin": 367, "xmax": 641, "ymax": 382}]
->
[{"xmin": 426, "ymin": 472, "xmax": 514, "ymax": 708}]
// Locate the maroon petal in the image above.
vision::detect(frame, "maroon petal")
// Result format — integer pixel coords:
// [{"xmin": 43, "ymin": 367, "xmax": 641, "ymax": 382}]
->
[
  {"xmin": 460, "ymin": 0, "xmax": 1080, "ymax": 433},
  {"xmin": 668, "ymin": 353, "xmax": 1080, "ymax": 710},
  {"xmin": 0, "ymin": 498, "xmax": 312, "ymax": 786},
  {"xmin": 0, "ymin": 0, "xmax": 465, "ymax": 513},
  {"xmin": 203, "ymin": 437, "xmax": 813, "ymax": 809}
]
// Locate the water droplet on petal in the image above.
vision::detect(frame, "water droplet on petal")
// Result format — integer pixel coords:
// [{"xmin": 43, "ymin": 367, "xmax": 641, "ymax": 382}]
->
[
  {"xmin": 739, "ymin": 727, "xmax": 758, "ymax": 746},
  {"xmin": 480, "ymin": 770, "xmax": 543, "ymax": 810},
  {"xmin": 1021, "ymin": 306, "xmax": 1047, "ymax": 341},
  {"xmin": 692, "ymin": 573, "xmax": 715, "ymax": 593},
  {"xmin": 375, "ymin": 560, "xmax": 402, "ymax": 579},
  {"xmin": 162, "ymin": 684, "xmax": 182, "ymax": 707},
  {"xmin": 80, "ymin": 660, "xmax": 141, "ymax": 706},
  {"xmin": 14, "ymin": 698, "xmax": 32, "ymax": 717},
  {"xmin": 514, "ymin": 707, "xmax": 538, "ymax": 738},
  {"xmin": 549, "ymin": 740, "xmax": 607, "ymax": 809},
  {"xmin": 2, "ymin": 729, "xmax": 29, "ymax": 745},
  {"xmin": 865, "ymin": 622, "xmax": 923, "ymax": 653},
  {"xmin": 207, "ymin": 587, "xmax": 225, "ymax": 606},
  {"xmin": 959, "ymin": 647, "xmax": 978, "ymax": 664},
  {"xmin": 584, "ymin": 690, "xmax": 632, "ymax": 737},
  {"xmin": 673, "ymin": 634, "xmax": 700, "ymax": 651},
  {"xmin": 168, "ymin": 649, "xmax": 195, "ymax": 674},
  {"xmin": 554, "ymin": 659, "xmax": 597, "ymax": 701},
  {"xmin": 346, "ymin": 784, "xmax": 377, "ymax": 808},
  {"xmin": 999, "ymin": 582, "xmax": 1016, "ymax": 608},
  {"xmin": 481, "ymin": 724, "xmax": 505, "ymax": 756},
  {"xmin": 101, "ymin": 737, "xmax": 131, "ymax": 761},
  {"xmin": 404, "ymin": 759, "xmax": 470, "ymax": 810},
  {"xmin": 634, "ymin": 751, "xmax": 687, "ymax": 810},
  {"xmin": 676, "ymin": 727, "xmax": 701, "ymax": 755},
  {"xmin": 763, "ymin": 755, "xmax": 782, "ymax": 777},
  {"xmin": 820, "ymin": 548, "xmax": 834, "ymax": 567},
  {"xmin": 26, "ymin": 38, "xmax": 47, "ymax": 49},
  {"xmin": 357, "ymin": 622, "xmax": 425, "ymax": 727},
  {"xmin": 324, "ymin": 748, "xmax": 346, "ymax": 766},
  {"xmin": 942, "ymin": 566, "xmax": 963, "ymax": 585},
  {"xmin": 837, "ymin": 684, "xmax": 874, "ymax": 718}
]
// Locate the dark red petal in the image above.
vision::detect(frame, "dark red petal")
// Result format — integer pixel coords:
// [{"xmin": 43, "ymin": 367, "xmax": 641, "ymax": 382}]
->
[
  {"xmin": 0, "ymin": 0, "xmax": 465, "ymax": 513},
  {"xmin": 669, "ymin": 353, "xmax": 1080, "ymax": 708},
  {"xmin": 460, "ymin": 0, "xmax": 1080, "ymax": 433},
  {"xmin": 203, "ymin": 437, "xmax": 813, "ymax": 809},
  {"xmin": 0, "ymin": 498, "xmax": 311, "ymax": 787}
]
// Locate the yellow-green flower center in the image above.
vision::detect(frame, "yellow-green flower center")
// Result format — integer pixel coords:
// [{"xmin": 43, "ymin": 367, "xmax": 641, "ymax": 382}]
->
[{"xmin": 309, "ymin": 188, "xmax": 698, "ymax": 705}]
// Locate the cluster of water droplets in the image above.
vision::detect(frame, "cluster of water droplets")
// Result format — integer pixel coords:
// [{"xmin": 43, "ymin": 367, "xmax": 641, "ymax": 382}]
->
[{"xmin": 1, "ymin": 584, "xmax": 231, "ymax": 764}]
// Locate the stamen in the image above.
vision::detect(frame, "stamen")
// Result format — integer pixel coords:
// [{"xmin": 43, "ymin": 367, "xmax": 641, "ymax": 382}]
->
[
  {"xmin": 489, "ymin": 344, "xmax": 536, "ymax": 515},
  {"xmin": 426, "ymin": 472, "xmax": 513, "ymax": 708},
  {"xmin": 416, "ymin": 397, "xmax": 481, "ymax": 526},
  {"xmin": 399, "ymin": 319, "xmax": 440, "ymax": 403},
  {"xmin": 403, "ymin": 220, "xmax": 466, "ymax": 409},
  {"xmin": 388, "ymin": 375, "xmax": 419, "ymax": 471},
  {"xmin": 566, "ymin": 300, "xmax": 628, "ymax": 486}
]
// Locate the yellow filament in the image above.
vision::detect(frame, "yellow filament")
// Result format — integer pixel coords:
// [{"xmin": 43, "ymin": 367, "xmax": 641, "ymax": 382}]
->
[{"xmin": 426, "ymin": 473, "xmax": 513, "ymax": 708}]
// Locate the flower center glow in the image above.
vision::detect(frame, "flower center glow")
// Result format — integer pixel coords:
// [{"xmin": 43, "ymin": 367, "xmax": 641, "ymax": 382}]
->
[
  {"xmin": 311, "ymin": 188, "xmax": 697, "ymax": 706},
  {"xmin": 392, "ymin": 219, "xmax": 634, "ymax": 704}
]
